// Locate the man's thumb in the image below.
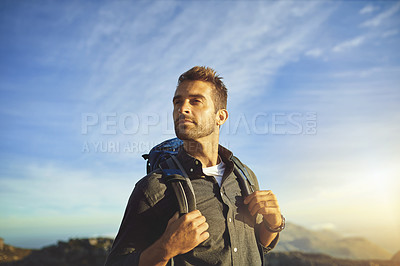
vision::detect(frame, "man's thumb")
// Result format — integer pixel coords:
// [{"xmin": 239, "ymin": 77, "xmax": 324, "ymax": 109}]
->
[{"xmin": 168, "ymin": 212, "xmax": 179, "ymax": 225}]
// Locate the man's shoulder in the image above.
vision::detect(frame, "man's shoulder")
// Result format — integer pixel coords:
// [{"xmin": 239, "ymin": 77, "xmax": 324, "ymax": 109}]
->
[
  {"xmin": 136, "ymin": 168, "xmax": 163, "ymax": 187},
  {"xmin": 231, "ymin": 155, "xmax": 254, "ymax": 172},
  {"xmin": 135, "ymin": 168, "xmax": 169, "ymax": 207},
  {"xmin": 231, "ymin": 155, "xmax": 260, "ymax": 191}
]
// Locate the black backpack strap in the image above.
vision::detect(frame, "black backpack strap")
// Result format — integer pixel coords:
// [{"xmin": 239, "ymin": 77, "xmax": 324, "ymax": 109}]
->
[
  {"xmin": 160, "ymin": 153, "xmax": 253, "ymax": 215},
  {"xmin": 161, "ymin": 156, "xmax": 196, "ymax": 216},
  {"xmin": 170, "ymin": 156, "xmax": 196, "ymax": 201},
  {"xmin": 232, "ymin": 156, "xmax": 256, "ymax": 196},
  {"xmin": 163, "ymin": 173, "xmax": 191, "ymax": 216}
]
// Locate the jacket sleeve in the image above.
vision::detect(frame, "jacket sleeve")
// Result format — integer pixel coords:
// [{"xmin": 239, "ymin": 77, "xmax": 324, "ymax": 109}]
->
[
  {"xmin": 105, "ymin": 171, "xmax": 175, "ymax": 266},
  {"xmin": 244, "ymin": 165, "xmax": 280, "ymax": 254},
  {"xmin": 104, "ymin": 183, "xmax": 153, "ymax": 266}
]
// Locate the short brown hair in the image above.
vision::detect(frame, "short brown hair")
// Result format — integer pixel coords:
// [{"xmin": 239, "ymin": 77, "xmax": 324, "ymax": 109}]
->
[{"xmin": 178, "ymin": 66, "xmax": 227, "ymax": 112}]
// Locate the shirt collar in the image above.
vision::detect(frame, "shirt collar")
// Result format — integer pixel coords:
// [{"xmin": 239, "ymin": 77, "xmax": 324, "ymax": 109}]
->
[{"xmin": 176, "ymin": 144, "xmax": 234, "ymax": 179}]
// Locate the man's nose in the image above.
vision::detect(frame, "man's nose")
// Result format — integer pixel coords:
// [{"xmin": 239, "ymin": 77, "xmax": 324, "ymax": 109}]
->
[{"xmin": 178, "ymin": 100, "xmax": 190, "ymax": 114}]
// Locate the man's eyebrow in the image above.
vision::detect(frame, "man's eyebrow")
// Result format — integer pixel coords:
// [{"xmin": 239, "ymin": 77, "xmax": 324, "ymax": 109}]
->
[
  {"xmin": 172, "ymin": 95, "xmax": 181, "ymax": 102},
  {"xmin": 188, "ymin": 94, "xmax": 206, "ymax": 100},
  {"xmin": 173, "ymin": 94, "xmax": 206, "ymax": 102}
]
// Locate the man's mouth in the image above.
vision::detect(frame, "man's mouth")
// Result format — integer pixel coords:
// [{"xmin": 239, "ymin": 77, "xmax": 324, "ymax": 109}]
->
[
  {"xmin": 177, "ymin": 119, "xmax": 194, "ymax": 124},
  {"xmin": 175, "ymin": 115, "xmax": 195, "ymax": 125}
]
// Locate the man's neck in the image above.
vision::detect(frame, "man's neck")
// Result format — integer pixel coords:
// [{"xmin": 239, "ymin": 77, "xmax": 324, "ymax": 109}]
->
[{"xmin": 183, "ymin": 137, "xmax": 219, "ymax": 167}]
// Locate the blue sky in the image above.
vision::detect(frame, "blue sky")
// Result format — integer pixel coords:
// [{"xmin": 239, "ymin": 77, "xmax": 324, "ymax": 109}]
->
[{"xmin": 0, "ymin": 0, "xmax": 399, "ymax": 253}]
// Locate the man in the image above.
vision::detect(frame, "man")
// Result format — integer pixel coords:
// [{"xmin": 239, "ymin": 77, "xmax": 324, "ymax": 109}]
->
[{"xmin": 105, "ymin": 66, "xmax": 284, "ymax": 266}]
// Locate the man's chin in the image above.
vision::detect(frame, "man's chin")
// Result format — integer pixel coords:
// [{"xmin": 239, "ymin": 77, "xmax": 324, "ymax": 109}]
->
[
  {"xmin": 175, "ymin": 128, "xmax": 196, "ymax": 141},
  {"xmin": 175, "ymin": 132, "xmax": 191, "ymax": 141}
]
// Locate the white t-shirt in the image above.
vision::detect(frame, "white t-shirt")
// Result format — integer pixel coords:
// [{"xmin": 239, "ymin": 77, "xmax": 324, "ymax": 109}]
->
[{"xmin": 202, "ymin": 160, "xmax": 226, "ymax": 186}]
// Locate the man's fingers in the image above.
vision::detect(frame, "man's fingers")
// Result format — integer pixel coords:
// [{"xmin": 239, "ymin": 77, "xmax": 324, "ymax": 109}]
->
[
  {"xmin": 187, "ymin": 216, "xmax": 209, "ymax": 246},
  {"xmin": 194, "ymin": 215, "xmax": 207, "ymax": 228},
  {"xmin": 197, "ymin": 219, "xmax": 209, "ymax": 232},
  {"xmin": 178, "ymin": 210, "xmax": 209, "ymax": 236},
  {"xmin": 247, "ymin": 197, "xmax": 278, "ymax": 213},
  {"xmin": 246, "ymin": 195, "xmax": 269, "ymax": 210},
  {"xmin": 182, "ymin": 210, "xmax": 206, "ymax": 225},
  {"xmin": 244, "ymin": 190, "xmax": 273, "ymax": 204},
  {"xmin": 244, "ymin": 190, "xmax": 279, "ymax": 215},
  {"xmin": 183, "ymin": 210, "xmax": 202, "ymax": 220},
  {"xmin": 199, "ymin": 231, "xmax": 210, "ymax": 243},
  {"xmin": 162, "ymin": 209, "xmax": 210, "ymax": 256},
  {"xmin": 249, "ymin": 201, "xmax": 280, "ymax": 216},
  {"xmin": 248, "ymin": 199, "xmax": 279, "ymax": 210}
]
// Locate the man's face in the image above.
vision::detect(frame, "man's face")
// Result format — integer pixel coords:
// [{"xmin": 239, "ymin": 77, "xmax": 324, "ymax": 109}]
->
[{"xmin": 173, "ymin": 80, "xmax": 218, "ymax": 141}]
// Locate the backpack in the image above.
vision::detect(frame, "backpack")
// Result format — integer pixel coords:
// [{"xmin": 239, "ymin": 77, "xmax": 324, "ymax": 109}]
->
[{"xmin": 142, "ymin": 138, "xmax": 256, "ymax": 216}]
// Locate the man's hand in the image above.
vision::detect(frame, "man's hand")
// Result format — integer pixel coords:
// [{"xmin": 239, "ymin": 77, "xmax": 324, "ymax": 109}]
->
[
  {"xmin": 161, "ymin": 210, "xmax": 210, "ymax": 257},
  {"xmin": 244, "ymin": 190, "xmax": 282, "ymax": 229},
  {"xmin": 139, "ymin": 210, "xmax": 209, "ymax": 266}
]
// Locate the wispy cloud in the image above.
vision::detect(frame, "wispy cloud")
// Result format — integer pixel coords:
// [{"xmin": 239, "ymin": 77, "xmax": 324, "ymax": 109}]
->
[
  {"xmin": 332, "ymin": 35, "xmax": 366, "ymax": 52},
  {"xmin": 305, "ymin": 48, "xmax": 323, "ymax": 57},
  {"xmin": 361, "ymin": 2, "xmax": 400, "ymax": 27},
  {"xmin": 0, "ymin": 163, "xmax": 135, "ymax": 215},
  {"xmin": 70, "ymin": 0, "xmax": 335, "ymax": 151},
  {"xmin": 359, "ymin": 4, "xmax": 379, "ymax": 15},
  {"xmin": 382, "ymin": 29, "xmax": 399, "ymax": 38}
]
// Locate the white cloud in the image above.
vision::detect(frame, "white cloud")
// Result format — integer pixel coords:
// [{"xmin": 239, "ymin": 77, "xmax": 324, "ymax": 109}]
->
[
  {"xmin": 0, "ymin": 162, "xmax": 137, "ymax": 216},
  {"xmin": 359, "ymin": 5, "xmax": 378, "ymax": 15},
  {"xmin": 332, "ymin": 35, "xmax": 366, "ymax": 52},
  {"xmin": 305, "ymin": 48, "xmax": 323, "ymax": 57},
  {"xmin": 361, "ymin": 2, "xmax": 400, "ymax": 27},
  {"xmin": 382, "ymin": 29, "xmax": 399, "ymax": 38},
  {"xmin": 72, "ymin": 0, "xmax": 335, "ymax": 131},
  {"xmin": 331, "ymin": 67, "xmax": 382, "ymax": 78}
]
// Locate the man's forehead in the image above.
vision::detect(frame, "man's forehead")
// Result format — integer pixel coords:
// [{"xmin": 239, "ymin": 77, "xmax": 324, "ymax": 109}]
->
[{"xmin": 174, "ymin": 80, "xmax": 214, "ymax": 96}]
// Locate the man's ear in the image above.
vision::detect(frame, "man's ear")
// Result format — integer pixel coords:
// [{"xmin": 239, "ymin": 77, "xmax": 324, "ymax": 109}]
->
[{"xmin": 216, "ymin": 109, "xmax": 229, "ymax": 126}]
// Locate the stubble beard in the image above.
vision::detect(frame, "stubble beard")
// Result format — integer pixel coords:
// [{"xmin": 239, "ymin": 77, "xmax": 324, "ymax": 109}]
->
[{"xmin": 174, "ymin": 116, "xmax": 216, "ymax": 141}]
